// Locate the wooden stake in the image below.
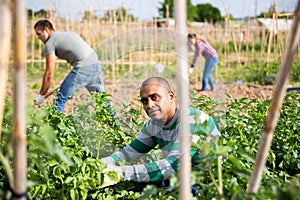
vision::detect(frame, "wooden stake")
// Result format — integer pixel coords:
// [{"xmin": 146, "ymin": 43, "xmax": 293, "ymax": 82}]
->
[
  {"xmin": 247, "ymin": 0, "xmax": 300, "ymax": 197},
  {"xmin": 266, "ymin": 3, "xmax": 278, "ymax": 75},
  {"xmin": 0, "ymin": 0, "xmax": 11, "ymax": 139},
  {"xmin": 175, "ymin": 0, "xmax": 192, "ymax": 199},
  {"xmin": 13, "ymin": 0, "xmax": 27, "ymax": 199}
]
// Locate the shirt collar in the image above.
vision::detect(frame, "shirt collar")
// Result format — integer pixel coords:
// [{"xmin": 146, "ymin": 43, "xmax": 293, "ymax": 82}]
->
[{"xmin": 163, "ymin": 107, "xmax": 179, "ymax": 129}]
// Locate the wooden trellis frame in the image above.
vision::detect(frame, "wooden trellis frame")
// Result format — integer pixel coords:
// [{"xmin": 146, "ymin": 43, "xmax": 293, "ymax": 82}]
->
[
  {"xmin": 0, "ymin": 1, "xmax": 28, "ymax": 199},
  {"xmin": 175, "ymin": 0, "xmax": 192, "ymax": 199},
  {"xmin": 247, "ymin": 0, "xmax": 300, "ymax": 197},
  {"xmin": 13, "ymin": 0, "xmax": 28, "ymax": 199},
  {"xmin": 0, "ymin": 0, "xmax": 11, "ymax": 138}
]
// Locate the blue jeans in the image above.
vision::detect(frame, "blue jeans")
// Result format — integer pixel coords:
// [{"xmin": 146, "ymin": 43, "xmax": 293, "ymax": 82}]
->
[
  {"xmin": 201, "ymin": 56, "xmax": 218, "ymax": 91},
  {"xmin": 54, "ymin": 63, "xmax": 105, "ymax": 113}
]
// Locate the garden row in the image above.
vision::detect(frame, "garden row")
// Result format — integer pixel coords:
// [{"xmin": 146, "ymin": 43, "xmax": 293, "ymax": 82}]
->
[{"xmin": 1, "ymin": 90, "xmax": 299, "ymax": 199}]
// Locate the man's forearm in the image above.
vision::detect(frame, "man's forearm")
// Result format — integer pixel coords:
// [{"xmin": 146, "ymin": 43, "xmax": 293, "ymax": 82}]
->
[
  {"xmin": 122, "ymin": 156, "xmax": 178, "ymax": 182},
  {"xmin": 39, "ymin": 72, "xmax": 53, "ymax": 95},
  {"xmin": 40, "ymin": 54, "xmax": 56, "ymax": 96}
]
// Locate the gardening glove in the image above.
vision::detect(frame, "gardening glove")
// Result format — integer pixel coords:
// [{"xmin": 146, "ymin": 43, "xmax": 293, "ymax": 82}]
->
[
  {"xmin": 100, "ymin": 163, "xmax": 123, "ymax": 188},
  {"xmin": 100, "ymin": 156, "xmax": 115, "ymax": 164},
  {"xmin": 34, "ymin": 94, "xmax": 45, "ymax": 104}
]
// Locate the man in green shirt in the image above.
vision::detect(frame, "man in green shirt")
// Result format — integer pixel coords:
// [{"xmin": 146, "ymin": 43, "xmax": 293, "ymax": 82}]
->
[{"xmin": 101, "ymin": 77, "xmax": 220, "ymax": 190}]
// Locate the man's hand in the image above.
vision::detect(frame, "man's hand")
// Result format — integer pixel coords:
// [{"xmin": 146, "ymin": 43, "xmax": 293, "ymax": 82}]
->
[
  {"xmin": 100, "ymin": 163, "xmax": 122, "ymax": 188},
  {"xmin": 34, "ymin": 95, "xmax": 45, "ymax": 104}
]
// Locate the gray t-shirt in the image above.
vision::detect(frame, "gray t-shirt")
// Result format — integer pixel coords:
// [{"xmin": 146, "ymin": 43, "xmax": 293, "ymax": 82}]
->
[{"xmin": 44, "ymin": 32, "xmax": 98, "ymax": 68}]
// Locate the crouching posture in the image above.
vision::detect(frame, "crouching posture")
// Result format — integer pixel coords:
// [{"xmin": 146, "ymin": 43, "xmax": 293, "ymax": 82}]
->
[{"xmin": 101, "ymin": 77, "xmax": 221, "ymax": 191}]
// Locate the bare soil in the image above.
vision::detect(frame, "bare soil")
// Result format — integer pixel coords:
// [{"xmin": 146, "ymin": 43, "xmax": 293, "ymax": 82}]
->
[
  {"xmin": 108, "ymin": 81, "xmax": 276, "ymax": 112},
  {"xmin": 22, "ymin": 80, "xmax": 283, "ymax": 115},
  {"xmin": 221, "ymin": 83, "xmax": 274, "ymax": 100}
]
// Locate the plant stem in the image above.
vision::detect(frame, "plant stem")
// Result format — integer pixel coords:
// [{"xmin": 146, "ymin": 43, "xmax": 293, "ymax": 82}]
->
[
  {"xmin": 0, "ymin": 152, "xmax": 14, "ymax": 189},
  {"xmin": 218, "ymin": 155, "xmax": 223, "ymax": 196}
]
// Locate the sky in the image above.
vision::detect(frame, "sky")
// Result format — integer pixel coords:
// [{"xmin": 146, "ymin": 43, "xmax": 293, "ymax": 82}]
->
[{"xmin": 26, "ymin": 0, "xmax": 298, "ymax": 21}]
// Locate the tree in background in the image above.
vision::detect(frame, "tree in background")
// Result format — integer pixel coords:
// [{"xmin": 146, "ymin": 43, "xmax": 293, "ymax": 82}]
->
[
  {"xmin": 158, "ymin": 0, "xmax": 198, "ymax": 21},
  {"xmin": 102, "ymin": 7, "xmax": 137, "ymax": 22},
  {"xmin": 194, "ymin": 4, "xmax": 223, "ymax": 23},
  {"xmin": 256, "ymin": 4, "xmax": 293, "ymax": 19},
  {"xmin": 188, "ymin": 1, "xmax": 198, "ymax": 21},
  {"xmin": 158, "ymin": 0, "xmax": 173, "ymax": 18},
  {"xmin": 257, "ymin": 4, "xmax": 275, "ymax": 18},
  {"xmin": 27, "ymin": 7, "xmax": 137, "ymax": 22},
  {"xmin": 27, "ymin": 9, "xmax": 51, "ymax": 19},
  {"xmin": 158, "ymin": 0, "xmax": 223, "ymax": 22},
  {"xmin": 82, "ymin": 10, "xmax": 98, "ymax": 20}
]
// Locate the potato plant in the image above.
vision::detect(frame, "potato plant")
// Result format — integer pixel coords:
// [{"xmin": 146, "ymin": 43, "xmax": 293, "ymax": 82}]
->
[{"xmin": 0, "ymin": 91, "xmax": 300, "ymax": 199}]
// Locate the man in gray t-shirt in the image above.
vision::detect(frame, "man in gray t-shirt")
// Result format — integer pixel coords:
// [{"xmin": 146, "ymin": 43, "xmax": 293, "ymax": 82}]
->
[{"xmin": 34, "ymin": 19, "xmax": 105, "ymax": 113}]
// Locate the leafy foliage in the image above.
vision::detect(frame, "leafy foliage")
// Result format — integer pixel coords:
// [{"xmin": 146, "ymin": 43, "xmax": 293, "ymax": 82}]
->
[
  {"xmin": 195, "ymin": 4, "xmax": 223, "ymax": 23},
  {"xmin": 1, "ymin": 91, "xmax": 300, "ymax": 199},
  {"xmin": 216, "ymin": 60, "xmax": 300, "ymax": 85},
  {"xmin": 27, "ymin": 9, "xmax": 50, "ymax": 19},
  {"xmin": 190, "ymin": 92, "xmax": 300, "ymax": 199},
  {"xmin": 102, "ymin": 7, "xmax": 137, "ymax": 22},
  {"xmin": 158, "ymin": 0, "xmax": 222, "ymax": 22}
]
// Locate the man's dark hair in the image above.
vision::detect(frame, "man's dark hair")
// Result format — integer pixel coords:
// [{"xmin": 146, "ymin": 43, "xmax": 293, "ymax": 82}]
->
[
  {"xmin": 34, "ymin": 19, "xmax": 55, "ymax": 30},
  {"xmin": 141, "ymin": 77, "xmax": 172, "ymax": 91}
]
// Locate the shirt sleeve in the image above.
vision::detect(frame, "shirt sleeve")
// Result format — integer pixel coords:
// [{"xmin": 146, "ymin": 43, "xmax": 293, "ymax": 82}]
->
[
  {"xmin": 190, "ymin": 109, "xmax": 221, "ymax": 140},
  {"xmin": 108, "ymin": 109, "xmax": 221, "ymax": 182},
  {"xmin": 189, "ymin": 109, "xmax": 221, "ymax": 164},
  {"xmin": 191, "ymin": 41, "xmax": 204, "ymax": 66},
  {"xmin": 108, "ymin": 122, "xmax": 157, "ymax": 163},
  {"xmin": 206, "ymin": 116, "xmax": 221, "ymax": 141},
  {"xmin": 121, "ymin": 142, "xmax": 180, "ymax": 182},
  {"xmin": 44, "ymin": 39, "xmax": 56, "ymax": 56}
]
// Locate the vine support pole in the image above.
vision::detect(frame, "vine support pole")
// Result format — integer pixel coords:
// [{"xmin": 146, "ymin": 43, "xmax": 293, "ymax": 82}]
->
[
  {"xmin": 0, "ymin": 0, "xmax": 11, "ymax": 139},
  {"xmin": 266, "ymin": 3, "xmax": 278, "ymax": 75},
  {"xmin": 13, "ymin": 0, "xmax": 27, "ymax": 199},
  {"xmin": 246, "ymin": 0, "xmax": 300, "ymax": 197},
  {"xmin": 175, "ymin": 0, "xmax": 192, "ymax": 199}
]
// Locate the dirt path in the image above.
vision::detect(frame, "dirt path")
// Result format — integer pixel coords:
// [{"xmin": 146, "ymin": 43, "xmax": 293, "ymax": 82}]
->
[{"xmin": 22, "ymin": 79, "xmax": 281, "ymax": 115}]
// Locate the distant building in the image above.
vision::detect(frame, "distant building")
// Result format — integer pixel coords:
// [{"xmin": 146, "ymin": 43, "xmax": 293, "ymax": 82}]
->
[
  {"xmin": 187, "ymin": 21, "xmax": 214, "ymax": 29},
  {"xmin": 147, "ymin": 18, "xmax": 175, "ymax": 28},
  {"xmin": 256, "ymin": 18, "xmax": 293, "ymax": 34}
]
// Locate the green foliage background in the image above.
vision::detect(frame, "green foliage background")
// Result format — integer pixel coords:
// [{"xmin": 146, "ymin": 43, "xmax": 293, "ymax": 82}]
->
[
  {"xmin": 1, "ymin": 90, "xmax": 300, "ymax": 199},
  {"xmin": 158, "ymin": 0, "xmax": 223, "ymax": 22}
]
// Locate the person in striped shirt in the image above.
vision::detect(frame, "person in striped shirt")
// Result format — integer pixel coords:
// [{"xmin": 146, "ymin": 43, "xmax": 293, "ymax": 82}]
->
[
  {"xmin": 188, "ymin": 33, "xmax": 218, "ymax": 92},
  {"xmin": 101, "ymin": 77, "xmax": 221, "ymax": 189}
]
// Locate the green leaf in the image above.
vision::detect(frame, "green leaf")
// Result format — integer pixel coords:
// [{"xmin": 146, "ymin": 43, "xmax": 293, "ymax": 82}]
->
[
  {"xmin": 215, "ymin": 145, "xmax": 232, "ymax": 155},
  {"xmin": 65, "ymin": 176, "xmax": 74, "ymax": 184}
]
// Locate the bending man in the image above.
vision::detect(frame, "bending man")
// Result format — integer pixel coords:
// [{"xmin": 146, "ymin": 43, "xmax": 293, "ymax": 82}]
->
[{"xmin": 34, "ymin": 19, "xmax": 105, "ymax": 113}]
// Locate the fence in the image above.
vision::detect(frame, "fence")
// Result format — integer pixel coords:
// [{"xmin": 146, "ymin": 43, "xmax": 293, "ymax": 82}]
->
[{"xmin": 26, "ymin": 6, "xmax": 298, "ymax": 84}]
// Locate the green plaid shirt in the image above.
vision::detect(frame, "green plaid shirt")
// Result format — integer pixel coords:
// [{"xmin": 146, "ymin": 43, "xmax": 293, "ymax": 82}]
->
[{"xmin": 109, "ymin": 108, "xmax": 221, "ymax": 182}]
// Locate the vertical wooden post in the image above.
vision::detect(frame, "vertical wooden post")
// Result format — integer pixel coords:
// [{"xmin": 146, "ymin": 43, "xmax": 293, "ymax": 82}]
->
[
  {"xmin": 231, "ymin": 31, "xmax": 241, "ymax": 69},
  {"xmin": 113, "ymin": 9, "xmax": 117, "ymax": 83},
  {"xmin": 30, "ymin": 11, "xmax": 34, "ymax": 68},
  {"xmin": 0, "ymin": 0, "xmax": 11, "ymax": 138},
  {"xmin": 247, "ymin": 0, "xmax": 300, "ymax": 197},
  {"xmin": 13, "ymin": 0, "xmax": 27, "ymax": 199},
  {"xmin": 266, "ymin": 3, "xmax": 277, "ymax": 75},
  {"xmin": 175, "ymin": 0, "xmax": 191, "ymax": 199},
  {"xmin": 129, "ymin": 51, "xmax": 132, "ymax": 76},
  {"xmin": 223, "ymin": 14, "xmax": 229, "ymax": 66}
]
